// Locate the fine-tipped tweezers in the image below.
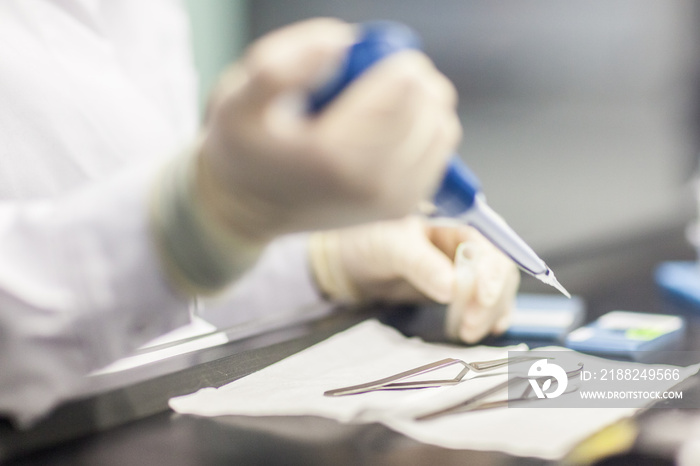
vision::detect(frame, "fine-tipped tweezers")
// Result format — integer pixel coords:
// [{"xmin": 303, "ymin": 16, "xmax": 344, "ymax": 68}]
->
[
  {"xmin": 324, "ymin": 355, "xmax": 545, "ymax": 397},
  {"xmin": 415, "ymin": 363, "xmax": 584, "ymax": 421}
]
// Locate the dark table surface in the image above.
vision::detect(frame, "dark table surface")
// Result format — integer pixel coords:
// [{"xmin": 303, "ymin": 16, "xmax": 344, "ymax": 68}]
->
[{"xmin": 2, "ymin": 223, "xmax": 700, "ymax": 466}]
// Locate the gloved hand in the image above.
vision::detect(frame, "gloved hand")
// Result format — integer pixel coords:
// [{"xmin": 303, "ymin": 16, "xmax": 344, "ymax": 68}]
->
[
  {"xmin": 199, "ymin": 18, "xmax": 461, "ymax": 241},
  {"xmin": 152, "ymin": 18, "xmax": 461, "ymax": 295},
  {"xmin": 309, "ymin": 216, "xmax": 520, "ymax": 343},
  {"xmin": 445, "ymin": 239, "xmax": 520, "ymax": 343}
]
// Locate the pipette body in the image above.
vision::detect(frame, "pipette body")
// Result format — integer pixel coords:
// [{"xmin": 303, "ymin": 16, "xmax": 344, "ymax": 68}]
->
[{"xmin": 310, "ymin": 21, "xmax": 570, "ymax": 298}]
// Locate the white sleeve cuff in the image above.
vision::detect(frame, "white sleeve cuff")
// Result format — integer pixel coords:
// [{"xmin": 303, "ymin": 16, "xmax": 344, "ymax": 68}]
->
[{"xmin": 199, "ymin": 233, "xmax": 335, "ymax": 330}]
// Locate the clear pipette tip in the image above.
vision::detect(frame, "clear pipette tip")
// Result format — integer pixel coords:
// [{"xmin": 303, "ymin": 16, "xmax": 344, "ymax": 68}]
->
[{"xmin": 536, "ymin": 268, "xmax": 571, "ymax": 299}]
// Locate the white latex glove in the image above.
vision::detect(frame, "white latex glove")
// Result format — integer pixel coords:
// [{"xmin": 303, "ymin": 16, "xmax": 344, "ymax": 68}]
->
[
  {"xmin": 152, "ymin": 18, "xmax": 461, "ymax": 295},
  {"xmin": 199, "ymin": 18, "xmax": 461, "ymax": 241},
  {"xmin": 309, "ymin": 216, "xmax": 520, "ymax": 343},
  {"xmin": 445, "ymin": 240, "xmax": 520, "ymax": 343}
]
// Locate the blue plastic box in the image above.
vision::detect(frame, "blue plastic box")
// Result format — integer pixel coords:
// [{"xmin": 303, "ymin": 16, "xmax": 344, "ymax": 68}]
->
[
  {"xmin": 503, "ymin": 293, "xmax": 585, "ymax": 343},
  {"xmin": 565, "ymin": 311, "xmax": 685, "ymax": 360}
]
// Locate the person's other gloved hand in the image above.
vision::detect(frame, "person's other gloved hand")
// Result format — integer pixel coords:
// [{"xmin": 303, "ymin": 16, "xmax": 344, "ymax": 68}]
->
[
  {"xmin": 309, "ymin": 216, "xmax": 520, "ymax": 343},
  {"xmin": 152, "ymin": 18, "xmax": 461, "ymax": 295},
  {"xmin": 444, "ymin": 239, "xmax": 520, "ymax": 343}
]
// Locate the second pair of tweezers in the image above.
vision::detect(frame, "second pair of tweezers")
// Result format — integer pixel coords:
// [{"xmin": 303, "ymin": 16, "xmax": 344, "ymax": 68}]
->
[{"xmin": 324, "ymin": 355, "xmax": 544, "ymax": 397}]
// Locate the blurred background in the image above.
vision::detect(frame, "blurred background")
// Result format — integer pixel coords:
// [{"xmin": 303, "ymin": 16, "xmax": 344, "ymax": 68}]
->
[{"xmin": 183, "ymin": 0, "xmax": 700, "ymax": 291}]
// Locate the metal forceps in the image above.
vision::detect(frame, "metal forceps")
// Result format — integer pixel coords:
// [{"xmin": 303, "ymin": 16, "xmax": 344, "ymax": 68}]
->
[
  {"xmin": 415, "ymin": 363, "xmax": 584, "ymax": 421},
  {"xmin": 324, "ymin": 355, "xmax": 544, "ymax": 397}
]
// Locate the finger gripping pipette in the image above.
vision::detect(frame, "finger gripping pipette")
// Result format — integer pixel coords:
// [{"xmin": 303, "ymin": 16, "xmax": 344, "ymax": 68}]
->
[{"xmin": 309, "ymin": 21, "xmax": 570, "ymax": 298}]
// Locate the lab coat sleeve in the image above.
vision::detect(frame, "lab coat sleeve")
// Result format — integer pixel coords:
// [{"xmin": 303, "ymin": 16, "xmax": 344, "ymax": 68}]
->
[
  {"xmin": 199, "ymin": 232, "xmax": 335, "ymax": 330},
  {"xmin": 0, "ymin": 160, "xmax": 191, "ymax": 427}
]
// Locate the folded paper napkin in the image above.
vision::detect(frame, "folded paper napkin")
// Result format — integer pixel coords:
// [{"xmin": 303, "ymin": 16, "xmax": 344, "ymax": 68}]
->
[{"xmin": 169, "ymin": 319, "xmax": 699, "ymax": 459}]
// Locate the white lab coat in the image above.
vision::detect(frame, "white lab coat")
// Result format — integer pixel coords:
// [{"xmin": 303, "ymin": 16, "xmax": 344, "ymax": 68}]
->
[{"xmin": 0, "ymin": 0, "xmax": 322, "ymax": 426}]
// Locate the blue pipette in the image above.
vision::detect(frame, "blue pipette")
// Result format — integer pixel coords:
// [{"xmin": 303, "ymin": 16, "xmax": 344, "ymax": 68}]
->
[{"xmin": 310, "ymin": 21, "xmax": 570, "ymax": 298}]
